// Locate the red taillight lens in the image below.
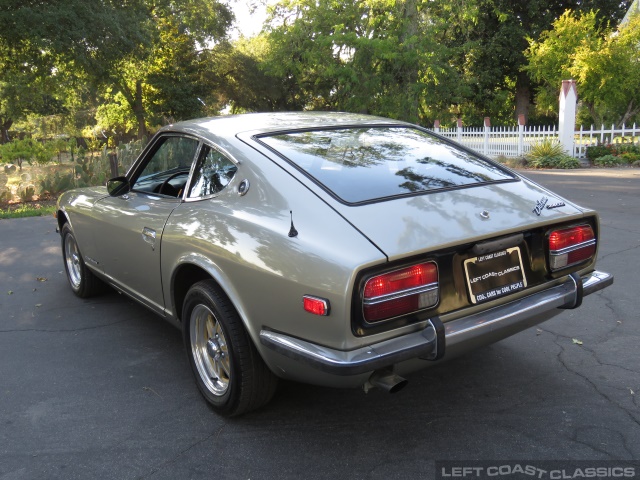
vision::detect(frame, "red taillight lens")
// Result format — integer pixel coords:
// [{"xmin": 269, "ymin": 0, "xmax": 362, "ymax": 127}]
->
[
  {"xmin": 549, "ymin": 225, "xmax": 595, "ymax": 250},
  {"xmin": 364, "ymin": 263, "xmax": 437, "ymax": 298},
  {"xmin": 363, "ymin": 262, "xmax": 438, "ymax": 323},
  {"xmin": 303, "ymin": 295, "xmax": 329, "ymax": 316},
  {"xmin": 548, "ymin": 225, "xmax": 596, "ymax": 270}
]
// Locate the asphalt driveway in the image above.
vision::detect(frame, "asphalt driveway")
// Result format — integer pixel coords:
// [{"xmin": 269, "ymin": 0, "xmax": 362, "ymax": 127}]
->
[{"xmin": 1, "ymin": 169, "xmax": 638, "ymax": 479}]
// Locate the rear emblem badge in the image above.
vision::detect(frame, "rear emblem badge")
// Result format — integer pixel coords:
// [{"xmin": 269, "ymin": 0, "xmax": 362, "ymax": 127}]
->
[
  {"xmin": 533, "ymin": 196, "xmax": 565, "ymax": 215},
  {"xmin": 546, "ymin": 201, "xmax": 566, "ymax": 210},
  {"xmin": 533, "ymin": 196, "xmax": 548, "ymax": 216}
]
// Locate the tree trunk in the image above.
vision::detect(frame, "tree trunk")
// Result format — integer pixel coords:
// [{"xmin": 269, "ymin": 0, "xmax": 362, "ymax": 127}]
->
[
  {"xmin": 618, "ymin": 100, "xmax": 639, "ymax": 128},
  {"xmin": 585, "ymin": 101, "xmax": 601, "ymax": 127},
  {"xmin": 514, "ymin": 72, "xmax": 530, "ymax": 124},
  {"xmin": 133, "ymin": 80, "xmax": 147, "ymax": 140},
  {"xmin": 400, "ymin": 0, "xmax": 419, "ymax": 123},
  {"xmin": 0, "ymin": 117, "xmax": 13, "ymax": 144},
  {"xmin": 114, "ymin": 78, "xmax": 148, "ymax": 141}
]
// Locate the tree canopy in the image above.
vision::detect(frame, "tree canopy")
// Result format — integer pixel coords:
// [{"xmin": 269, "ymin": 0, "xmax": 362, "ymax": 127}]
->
[
  {"xmin": 0, "ymin": 0, "xmax": 636, "ymax": 145},
  {"xmin": 526, "ymin": 10, "xmax": 640, "ymax": 126}
]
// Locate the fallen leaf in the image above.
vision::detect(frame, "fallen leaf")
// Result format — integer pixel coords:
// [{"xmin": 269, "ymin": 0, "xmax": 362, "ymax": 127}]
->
[
  {"xmin": 7, "ymin": 291, "xmax": 13, "ymax": 295},
  {"xmin": 35, "ymin": 304, "xmax": 42, "ymax": 308},
  {"xmin": 617, "ymin": 321, "xmax": 622, "ymax": 324},
  {"xmin": 572, "ymin": 338, "xmax": 583, "ymax": 345},
  {"xmin": 631, "ymin": 389, "xmax": 635, "ymax": 395},
  {"xmin": 536, "ymin": 328, "xmax": 542, "ymax": 336},
  {"xmin": 36, "ymin": 277, "xmax": 48, "ymax": 282}
]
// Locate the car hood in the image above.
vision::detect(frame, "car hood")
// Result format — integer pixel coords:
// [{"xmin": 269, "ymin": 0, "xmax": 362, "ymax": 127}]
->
[{"xmin": 330, "ymin": 177, "xmax": 586, "ymax": 261}]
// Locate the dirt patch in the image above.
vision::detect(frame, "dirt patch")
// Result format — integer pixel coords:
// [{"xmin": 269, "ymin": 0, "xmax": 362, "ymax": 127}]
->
[{"xmin": 0, "ymin": 194, "xmax": 58, "ymax": 212}]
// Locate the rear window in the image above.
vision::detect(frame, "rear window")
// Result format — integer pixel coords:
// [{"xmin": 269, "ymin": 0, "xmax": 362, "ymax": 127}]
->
[{"xmin": 258, "ymin": 127, "xmax": 516, "ymax": 204}]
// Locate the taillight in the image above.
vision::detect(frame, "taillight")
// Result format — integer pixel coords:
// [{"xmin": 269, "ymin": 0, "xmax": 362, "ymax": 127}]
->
[
  {"xmin": 548, "ymin": 225, "xmax": 596, "ymax": 271},
  {"xmin": 363, "ymin": 262, "xmax": 438, "ymax": 322}
]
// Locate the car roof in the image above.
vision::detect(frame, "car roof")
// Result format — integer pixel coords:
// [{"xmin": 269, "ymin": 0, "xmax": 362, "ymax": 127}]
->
[{"xmin": 163, "ymin": 112, "xmax": 406, "ymax": 140}]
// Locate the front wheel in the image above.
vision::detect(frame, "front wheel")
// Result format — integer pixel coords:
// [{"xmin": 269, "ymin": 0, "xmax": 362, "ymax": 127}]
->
[
  {"xmin": 183, "ymin": 280, "xmax": 277, "ymax": 416},
  {"xmin": 61, "ymin": 223, "xmax": 102, "ymax": 298}
]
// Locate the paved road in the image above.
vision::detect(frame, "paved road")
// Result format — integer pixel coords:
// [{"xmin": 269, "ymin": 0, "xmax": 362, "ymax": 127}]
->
[{"xmin": 1, "ymin": 170, "xmax": 638, "ymax": 480}]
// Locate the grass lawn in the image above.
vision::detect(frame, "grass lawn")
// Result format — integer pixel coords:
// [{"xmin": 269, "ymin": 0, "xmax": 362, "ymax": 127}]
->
[{"xmin": 0, "ymin": 199, "xmax": 57, "ymax": 220}]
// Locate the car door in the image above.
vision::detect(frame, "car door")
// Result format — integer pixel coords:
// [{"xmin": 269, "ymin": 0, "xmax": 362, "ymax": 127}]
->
[{"xmin": 91, "ymin": 134, "xmax": 200, "ymax": 314}]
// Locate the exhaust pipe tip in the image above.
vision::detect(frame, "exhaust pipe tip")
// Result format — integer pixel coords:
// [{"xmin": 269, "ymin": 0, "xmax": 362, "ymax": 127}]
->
[{"xmin": 364, "ymin": 370, "xmax": 408, "ymax": 394}]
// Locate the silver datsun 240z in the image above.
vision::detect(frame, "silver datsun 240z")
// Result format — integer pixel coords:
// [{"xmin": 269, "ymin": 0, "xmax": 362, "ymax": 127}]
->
[{"xmin": 56, "ymin": 112, "xmax": 613, "ymax": 415}]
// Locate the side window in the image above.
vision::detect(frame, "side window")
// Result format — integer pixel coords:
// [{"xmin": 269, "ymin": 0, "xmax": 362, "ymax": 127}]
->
[
  {"xmin": 133, "ymin": 136, "xmax": 199, "ymax": 196},
  {"xmin": 187, "ymin": 145, "xmax": 238, "ymax": 198}
]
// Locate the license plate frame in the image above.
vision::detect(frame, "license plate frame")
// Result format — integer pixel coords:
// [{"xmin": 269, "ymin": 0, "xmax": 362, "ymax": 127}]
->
[{"xmin": 464, "ymin": 247, "xmax": 527, "ymax": 305}]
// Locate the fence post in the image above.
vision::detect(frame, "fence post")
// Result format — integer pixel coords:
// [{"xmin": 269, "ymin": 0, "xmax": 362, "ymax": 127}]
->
[
  {"xmin": 108, "ymin": 152, "xmax": 118, "ymax": 178},
  {"xmin": 456, "ymin": 118, "xmax": 462, "ymax": 143},
  {"xmin": 558, "ymin": 79, "xmax": 577, "ymax": 155},
  {"xmin": 517, "ymin": 114, "xmax": 525, "ymax": 156},
  {"xmin": 434, "ymin": 119, "xmax": 440, "ymax": 133},
  {"xmin": 483, "ymin": 117, "xmax": 490, "ymax": 156}
]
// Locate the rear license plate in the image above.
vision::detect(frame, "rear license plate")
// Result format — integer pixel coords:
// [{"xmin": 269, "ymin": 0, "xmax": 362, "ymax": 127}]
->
[{"xmin": 464, "ymin": 247, "xmax": 527, "ymax": 304}]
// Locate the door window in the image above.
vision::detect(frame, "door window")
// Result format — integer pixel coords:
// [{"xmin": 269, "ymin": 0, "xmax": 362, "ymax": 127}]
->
[
  {"xmin": 187, "ymin": 145, "xmax": 238, "ymax": 198},
  {"xmin": 133, "ymin": 136, "xmax": 199, "ymax": 197}
]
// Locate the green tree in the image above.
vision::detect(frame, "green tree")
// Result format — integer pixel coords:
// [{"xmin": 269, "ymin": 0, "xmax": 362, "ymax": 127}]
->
[
  {"xmin": 1, "ymin": 0, "xmax": 232, "ymax": 140},
  {"xmin": 0, "ymin": 1, "xmax": 149, "ymax": 141},
  {"xmin": 93, "ymin": 2, "xmax": 233, "ymax": 139},
  {"xmin": 526, "ymin": 11, "xmax": 640, "ymax": 126},
  {"xmin": 262, "ymin": 0, "xmax": 460, "ymax": 124},
  {"xmin": 0, "ymin": 138, "xmax": 55, "ymax": 170},
  {"xmin": 426, "ymin": 0, "xmax": 631, "ymax": 124},
  {"xmin": 201, "ymin": 36, "xmax": 295, "ymax": 113}
]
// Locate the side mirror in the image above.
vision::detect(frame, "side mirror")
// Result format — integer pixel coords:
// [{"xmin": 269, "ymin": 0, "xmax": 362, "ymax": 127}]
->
[{"xmin": 107, "ymin": 176, "xmax": 131, "ymax": 197}]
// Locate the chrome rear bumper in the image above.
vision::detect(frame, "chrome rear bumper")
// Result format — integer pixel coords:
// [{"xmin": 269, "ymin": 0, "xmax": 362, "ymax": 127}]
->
[{"xmin": 259, "ymin": 270, "xmax": 613, "ymax": 376}]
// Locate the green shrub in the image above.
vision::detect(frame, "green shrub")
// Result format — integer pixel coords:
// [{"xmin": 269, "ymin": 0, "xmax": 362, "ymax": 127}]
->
[
  {"xmin": 586, "ymin": 143, "xmax": 640, "ymax": 163},
  {"xmin": 594, "ymin": 154, "xmax": 624, "ymax": 167},
  {"xmin": 32, "ymin": 141, "xmax": 56, "ymax": 165},
  {"xmin": 619, "ymin": 152, "xmax": 640, "ymax": 163},
  {"xmin": 615, "ymin": 143, "xmax": 640, "ymax": 155},
  {"xmin": 585, "ymin": 145, "xmax": 612, "ymax": 162},
  {"xmin": 526, "ymin": 139, "xmax": 580, "ymax": 169},
  {"xmin": 0, "ymin": 138, "xmax": 55, "ymax": 169}
]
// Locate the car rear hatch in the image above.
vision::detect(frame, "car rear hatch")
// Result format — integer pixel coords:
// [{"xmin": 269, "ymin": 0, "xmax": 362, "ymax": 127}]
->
[
  {"xmin": 252, "ymin": 125, "xmax": 599, "ymax": 336},
  {"xmin": 329, "ymin": 178, "xmax": 585, "ymax": 261},
  {"xmin": 333, "ymin": 179, "xmax": 596, "ymax": 337}
]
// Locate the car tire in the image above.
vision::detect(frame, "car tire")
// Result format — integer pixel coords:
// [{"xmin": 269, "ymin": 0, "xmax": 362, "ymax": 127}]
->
[
  {"xmin": 183, "ymin": 280, "xmax": 278, "ymax": 416},
  {"xmin": 61, "ymin": 223, "xmax": 102, "ymax": 298}
]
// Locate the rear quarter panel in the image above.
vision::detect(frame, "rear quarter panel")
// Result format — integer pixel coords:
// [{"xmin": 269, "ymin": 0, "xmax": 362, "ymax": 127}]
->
[{"xmin": 160, "ymin": 141, "xmax": 386, "ymax": 352}]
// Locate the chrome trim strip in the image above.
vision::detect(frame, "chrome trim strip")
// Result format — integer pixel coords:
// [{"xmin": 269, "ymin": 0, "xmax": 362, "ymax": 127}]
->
[
  {"xmin": 260, "ymin": 270, "xmax": 613, "ymax": 376},
  {"xmin": 363, "ymin": 283, "xmax": 438, "ymax": 306},
  {"xmin": 550, "ymin": 238, "xmax": 597, "ymax": 256}
]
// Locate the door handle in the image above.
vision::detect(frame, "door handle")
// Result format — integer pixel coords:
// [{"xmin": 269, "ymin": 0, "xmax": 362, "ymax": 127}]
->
[{"xmin": 142, "ymin": 227, "xmax": 156, "ymax": 250}]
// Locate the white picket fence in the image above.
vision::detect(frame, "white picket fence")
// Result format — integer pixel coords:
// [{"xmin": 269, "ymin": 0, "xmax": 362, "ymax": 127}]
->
[
  {"xmin": 574, "ymin": 124, "xmax": 640, "ymax": 158},
  {"xmin": 429, "ymin": 123, "xmax": 640, "ymax": 158}
]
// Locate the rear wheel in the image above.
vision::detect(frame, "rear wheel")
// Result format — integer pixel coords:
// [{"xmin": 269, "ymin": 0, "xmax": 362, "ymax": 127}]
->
[
  {"xmin": 61, "ymin": 223, "xmax": 102, "ymax": 298},
  {"xmin": 183, "ymin": 280, "xmax": 277, "ymax": 416}
]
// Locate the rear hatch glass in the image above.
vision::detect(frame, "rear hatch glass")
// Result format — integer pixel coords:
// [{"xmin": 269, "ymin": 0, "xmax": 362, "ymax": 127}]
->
[{"xmin": 258, "ymin": 126, "xmax": 516, "ymax": 204}]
